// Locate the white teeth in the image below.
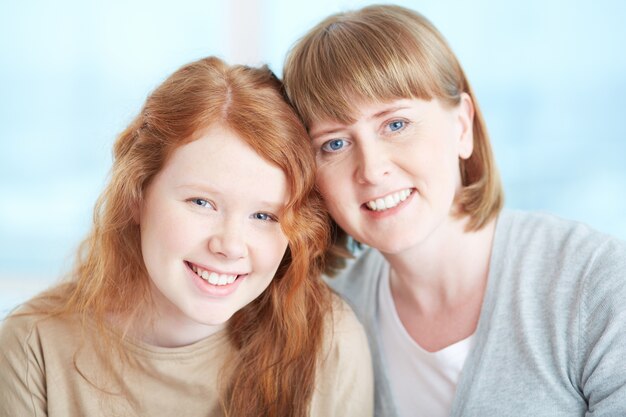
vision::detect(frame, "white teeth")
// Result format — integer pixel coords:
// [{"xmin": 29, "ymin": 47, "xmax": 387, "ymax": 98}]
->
[
  {"xmin": 366, "ymin": 189, "xmax": 413, "ymax": 211},
  {"xmin": 191, "ymin": 263, "xmax": 238, "ymax": 286}
]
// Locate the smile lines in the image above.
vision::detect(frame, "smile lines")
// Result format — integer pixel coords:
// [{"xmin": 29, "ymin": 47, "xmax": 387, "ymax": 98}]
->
[{"xmin": 365, "ymin": 188, "xmax": 414, "ymax": 211}]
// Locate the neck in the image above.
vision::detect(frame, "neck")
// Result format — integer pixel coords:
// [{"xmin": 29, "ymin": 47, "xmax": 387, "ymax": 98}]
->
[
  {"xmin": 139, "ymin": 313, "xmax": 226, "ymax": 348},
  {"xmin": 128, "ymin": 284, "xmax": 226, "ymax": 348},
  {"xmin": 385, "ymin": 214, "xmax": 496, "ymax": 315}
]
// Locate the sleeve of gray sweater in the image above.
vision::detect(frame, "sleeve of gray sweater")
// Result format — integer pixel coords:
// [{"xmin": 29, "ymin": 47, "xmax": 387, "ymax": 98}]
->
[
  {"xmin": 453, "ymin": 210, "xmax": 626, "ymax": 416},
  {"xmin": 576, "ymin": 231, "xmax": 626, "ymax": 414}
]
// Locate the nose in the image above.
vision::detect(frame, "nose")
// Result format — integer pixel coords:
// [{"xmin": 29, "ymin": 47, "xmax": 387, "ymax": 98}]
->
[
  {"xmin": 355, "ymin": 140, "xmax": 391, "ymax": 185},
  {"xmin": 208, "ymin": 218, "xmax": 248, "ymax": 260}
]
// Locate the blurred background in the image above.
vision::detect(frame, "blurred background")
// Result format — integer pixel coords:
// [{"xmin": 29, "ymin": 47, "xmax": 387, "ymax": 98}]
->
[{"xmin": 1, "ymin": 0, "xmax": 625, "ymax": 316}]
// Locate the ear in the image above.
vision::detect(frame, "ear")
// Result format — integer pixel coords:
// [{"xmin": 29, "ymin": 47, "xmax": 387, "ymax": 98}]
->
[{"xmin": 457, "ymin": 92, "xmax": 474, "ymax": 160}]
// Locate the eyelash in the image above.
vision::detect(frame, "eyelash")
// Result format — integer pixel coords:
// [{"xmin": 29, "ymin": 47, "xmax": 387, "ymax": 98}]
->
[
  {"xmin": 320, "ymin": 138, "xmax": 349, "ymax": 153},
  {"xmin": 386, "ymin": 119, "xmax": 409, "ymax": 133},
  {"xmin": 189, "ymin": 198, "xmax": 278, "ymax": 222},
  {"xmin": 252, "ymin": 212, "xmax": 279, "ymax": 222},
  {"xmin": 190, "ymin": 198, "xmax": 215, "ymax": 209}
]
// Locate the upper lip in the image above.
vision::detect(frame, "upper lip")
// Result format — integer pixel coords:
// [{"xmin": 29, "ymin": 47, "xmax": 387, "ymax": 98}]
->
[{"xmin": 186, "ymin": 261, "xmax": 248, "ymax": 276}]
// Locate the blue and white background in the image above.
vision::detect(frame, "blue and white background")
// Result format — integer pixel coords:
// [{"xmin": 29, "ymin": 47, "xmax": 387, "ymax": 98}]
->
[{"xmin": 1, "ymin": 0, "xmax": 625, "ymax": 315}]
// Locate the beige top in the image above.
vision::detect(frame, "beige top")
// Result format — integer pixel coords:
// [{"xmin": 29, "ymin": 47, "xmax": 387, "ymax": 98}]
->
[{"xmin": 0, "ymin": 298, "xmax": 373, "ymax": 417}]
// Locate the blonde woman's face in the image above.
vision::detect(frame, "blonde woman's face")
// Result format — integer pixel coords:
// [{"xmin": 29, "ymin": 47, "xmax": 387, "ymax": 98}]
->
[
  {"xmin": 139, "ymin": 125, "xmax": 289, "ymax": 347},
  {"xmin": 309, "ymin": 96, "xmax": 474, "ymax": 256}
]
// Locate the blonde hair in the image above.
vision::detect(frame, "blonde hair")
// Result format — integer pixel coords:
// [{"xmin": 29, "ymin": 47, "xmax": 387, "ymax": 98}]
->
[
  {"xmin": 24, "ymin": 56, "xmax": 331, "ymax": 417},
  {"xmin": 283, "ymin": 4, "xmax": 503, "ymax": 261}
]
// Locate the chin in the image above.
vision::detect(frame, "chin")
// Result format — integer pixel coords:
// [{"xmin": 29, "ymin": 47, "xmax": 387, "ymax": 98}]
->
[
  {"xmin": 190, "ymin": 310, "xmax": 235, "ymax": 327},
  {"xmin": 360, "ymin": 234, "xmax": 418, "ymax": 255},
  {"xmin": 375, "ymin": 242, "xmax": 417, "ymax": 256}
]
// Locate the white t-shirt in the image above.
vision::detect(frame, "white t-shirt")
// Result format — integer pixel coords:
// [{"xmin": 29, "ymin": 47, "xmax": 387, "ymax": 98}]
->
[{"xmin": 377, "ymin": 265, "xmax": 473, "ymax": 417}]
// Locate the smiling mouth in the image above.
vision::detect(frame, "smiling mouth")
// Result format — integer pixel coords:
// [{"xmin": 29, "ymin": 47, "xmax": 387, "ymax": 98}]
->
[
  {"xmin": 364, "ymin": 188, "xmax": 414, "ymax": 212},
  {"xmin": 186, "ymin": 261, "xmax": 243, "ymax": 286}
]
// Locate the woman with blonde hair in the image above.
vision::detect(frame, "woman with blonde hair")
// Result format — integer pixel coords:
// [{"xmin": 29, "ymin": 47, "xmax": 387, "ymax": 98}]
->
[
  {"xmin": 283, "ymin": 5, "xmax": 626, "ymax": 416},
  {"xmin": 0, "ymin": 56, "xmax": 373, "ymax": 417}
]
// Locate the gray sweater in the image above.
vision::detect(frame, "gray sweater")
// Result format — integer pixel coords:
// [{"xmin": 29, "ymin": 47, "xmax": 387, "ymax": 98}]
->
[{"xmin": 326, "ymin": 210, "xmax": 626, "ymax": 416}]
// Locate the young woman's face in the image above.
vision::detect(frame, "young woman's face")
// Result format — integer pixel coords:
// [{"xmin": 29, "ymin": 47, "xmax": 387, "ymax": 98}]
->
[
  {"xmin": 309, "ymin": 97, "xmax": 474, "ymax": 255},
  {"xmin": 139, "ymin": 125, "xmax": 289, "ymax": 345}
]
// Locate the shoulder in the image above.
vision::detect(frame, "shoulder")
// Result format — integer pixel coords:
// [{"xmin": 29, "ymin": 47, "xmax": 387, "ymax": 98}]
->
[
  {"xmin": 0, "ymin": 307, "xmax": 46, "ymax": 417},
  {"xmin": 322, "ymin": 295, "xmax": 371, "ymax": 357},
  {"xmin": 0, "ymin": 311, "xmax": 37, "ymax": 363},
  {"xmin": 0, "ymin": 300, "xmax": 70, "ymax": 412},
  {"xmin": 311, "ymin": 295, "xmax": 374, "ymax": 416},
  {"xmin": 576, "ymin": 227, "xmax": 626, "ymax": 319},
  {"xmin": 1, "ymin": 301, "xmax": 50, "ymax": 348},
  {"xmin": 1, "ymin": 298, "xmax": 82, "ymax": 362},
  {"xmin": 498, "ymin": 209, "xmax": 615, "ymax": 249},
  {"xmin": 318, "ymin": 295, "xmax": 372, "ymax": 377},
  {"xmin": 495, "ymin": 209, "xmax": 625, "ymax": 272},
  {"xmin": 495, "ymin": 209, "xmax": 626, "ymax": 322}
]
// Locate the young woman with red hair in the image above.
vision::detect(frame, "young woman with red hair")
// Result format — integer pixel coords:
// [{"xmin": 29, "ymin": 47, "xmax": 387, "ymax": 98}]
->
[{"xmin": 0, "ymin": 56, "xmax": 373, "ymax": 417}]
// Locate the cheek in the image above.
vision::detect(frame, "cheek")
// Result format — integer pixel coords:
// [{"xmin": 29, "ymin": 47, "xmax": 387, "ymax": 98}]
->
[
  {"xmin": 141, "ymin": 207, "xmax": 196, "ymax": 266},
  {"xmin": 315, "ymin": 168, "xmax": 346, "ymax": 208},
  {"xmin": 315, "ymin": 173, "xmax": 358, "ymax": 233},
  {"xmin": 273, "ymin": 235, "xmax": 290, "ymax": 265},
  {"xmin": 251, "ymin": 230, "xmax": 289, "ymax": 271}
]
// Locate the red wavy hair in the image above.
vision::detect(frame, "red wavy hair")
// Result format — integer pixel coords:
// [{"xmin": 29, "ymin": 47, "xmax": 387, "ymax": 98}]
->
[{"xmin": 30, "ymin": 56, "xmax": 331, "ymax": 416}]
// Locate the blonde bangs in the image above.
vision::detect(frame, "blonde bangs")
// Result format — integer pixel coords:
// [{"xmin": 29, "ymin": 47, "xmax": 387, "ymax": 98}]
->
[{"xmin": 284, "ymin": 6, "xmax": 464, "ymax": 126}]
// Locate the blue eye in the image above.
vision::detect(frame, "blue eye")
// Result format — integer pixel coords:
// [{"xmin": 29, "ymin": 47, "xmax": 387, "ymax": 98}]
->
[
  {"xmin": 193, "ymin": 198, "xmax": 208, "ymax": 206},
  {"xmin": 321, "ymin": 139, "xmax": 347, "ymax": 153},
  {"xmin": 190, "ymin": 198, "xmax": 213, "ymax": 209},
  {"xmin": 388, "ymin": 120, "xmax": 405, "ymax": 132},
  {"xmin": 252, "ymin": 212, "xmax": 277, "ymax": 222}
]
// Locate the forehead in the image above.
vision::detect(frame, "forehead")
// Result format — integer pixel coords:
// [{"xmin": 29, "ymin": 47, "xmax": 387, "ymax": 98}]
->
[
  {"xmin": 308, "ymin": 97, "xmax": 432, "ymax": 137},
  {"xmin": 157, "ymin": 126, "xmax": 288, "ymax": 203}
]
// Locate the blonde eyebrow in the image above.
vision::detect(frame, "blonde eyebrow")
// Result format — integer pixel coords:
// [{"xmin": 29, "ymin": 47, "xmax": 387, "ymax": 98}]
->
[
  {"xmin": 369, "ymin": 106, "xmax": 411, "ymax": 120},
  {"xmin": 176, "ymin": 183, "xmax": 222, "ymax": 194},
  {"xmin": 310, "ymin": 106, "xmax": 411, "ymax": 139},
  {"xmin": 309, "ymin": 127, "xmax": 345, "ymax": 141}
]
